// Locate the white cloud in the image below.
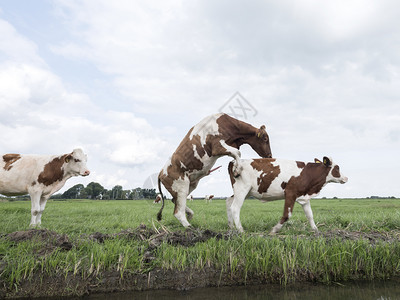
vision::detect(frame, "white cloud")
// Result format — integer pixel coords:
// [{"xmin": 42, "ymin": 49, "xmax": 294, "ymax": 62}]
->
[{"xmin": 1, "ymin": 1, "xmax": 400, "ymax": 198}]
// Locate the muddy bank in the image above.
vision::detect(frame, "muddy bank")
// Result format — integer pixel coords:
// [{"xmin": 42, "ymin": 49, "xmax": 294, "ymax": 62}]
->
[{"xmin": 1, "ymin": 227, "xmax": 399, "ymax": 299}]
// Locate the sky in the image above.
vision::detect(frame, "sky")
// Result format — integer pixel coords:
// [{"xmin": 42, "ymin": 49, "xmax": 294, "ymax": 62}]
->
[{"xmin": 0, "ymin": 0, "xmax": 399, "ymax": 199}]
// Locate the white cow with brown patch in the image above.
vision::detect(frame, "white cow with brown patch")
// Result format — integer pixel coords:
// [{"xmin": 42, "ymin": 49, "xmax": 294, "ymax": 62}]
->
[
  {"xmin": 157, "ymin": 113, "xmax": 272, "ymax": 227},
  {"xmin": 226, "ymin": 157, "xmax": 347, "ymax": 234},
  {"xmin": 0, "ymin": 149, "xmax": 90, "ymax": 226},
  {"xmin": 205, "ymin": 195, "xmax": 214, "ymax": 203}
]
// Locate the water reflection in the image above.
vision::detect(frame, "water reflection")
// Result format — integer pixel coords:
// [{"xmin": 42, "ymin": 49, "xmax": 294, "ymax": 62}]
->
[{"xmin": 81, "ymin": 280, "xmax": 399, "ymax": 300}]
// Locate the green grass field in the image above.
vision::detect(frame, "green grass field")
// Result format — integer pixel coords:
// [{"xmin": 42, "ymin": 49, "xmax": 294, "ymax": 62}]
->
[
  {"xmin": 1, "ymin": 198, "xmax": 400, "ymax": 296},
  {"xmin": 1, "ymin": 198, "xmax": 399, "ymax": 234}
]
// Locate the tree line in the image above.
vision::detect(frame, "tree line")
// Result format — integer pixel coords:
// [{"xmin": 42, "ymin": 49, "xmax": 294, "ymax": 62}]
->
[{"xmin": 51, "ymin": 182, "xmax": 157, "ymax": 200}]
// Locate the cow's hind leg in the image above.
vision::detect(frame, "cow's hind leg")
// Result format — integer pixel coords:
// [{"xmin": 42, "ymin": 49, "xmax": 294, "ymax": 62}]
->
[
  {"xmin": 174, "ymin": 194, "xmax": 191, "ymax": 227},
  {"xmin": 36, "ymin": 195, "xmax": 50, "ymax": 226},
  {"xmin": 29, "ymin": 192, "xmax": 41, "ymax": 227},
  {"xmin": 270, "ymin": 195, "xmax": 296, "ymax": 235},
  {"xmin": 185, "ymin": 180, "xmax": 199, "ymax": 221},
  {"xmin": 173, "ymin": 179, "xmax": 191, "ymax": 227}
]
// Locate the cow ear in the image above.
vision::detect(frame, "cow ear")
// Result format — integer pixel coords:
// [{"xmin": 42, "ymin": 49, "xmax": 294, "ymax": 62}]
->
[
  {"xmin": 256, "ymin": 125, "xmax": 266, "ymax": 138},
  {"xmin": 65, "ymin": 154, "xmax": 72, "ymax": 163},
  {"xmin": 323, "ymin": 156, "xmax": 332, "ymax": 167},
  {"xmin": 314, "ymin": 158, "xmax": 322, "ymax": 164}
]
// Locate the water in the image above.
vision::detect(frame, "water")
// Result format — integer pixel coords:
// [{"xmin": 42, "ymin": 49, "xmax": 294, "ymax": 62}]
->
[{"xmin": 76, "ymin": 280, "xmax": 400, "ymax": 300}]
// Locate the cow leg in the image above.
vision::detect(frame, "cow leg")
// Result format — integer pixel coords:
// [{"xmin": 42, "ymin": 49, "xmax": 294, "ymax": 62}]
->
[
  {"xmin": 213, "ymin": 141, "xmax": 242, "ymax": 176},
  {"xmin": 185, "ymin": 180, "xmax": 200, "ymax": 221},
  {"xmin": 174, "ymin": 193, "xmax": 191, "ymax": 227},
  {"xmin": 228, "ymin": 190, "xmax": 248, "ymax": 233},
  {"xmin": 36, "ymin": 195, "xmax": 49, "ymax": 226},
  {"xmin": 173, "ymin": 179, "xmax": 191, "ymax": 227},
  {"xmin": 29, "ymin": 192, "xmax": 41, "ymax": 227},
  {"xmin": 225, "ymin": 196, "xmax": 235, "ymax": 229},
  {"xmin": 296, "ymin": 199, "xmax": 318, "ymax": 232},
  {"xmin": 270, "ymin": 195, "xmax": 296, "ymax": 234}
]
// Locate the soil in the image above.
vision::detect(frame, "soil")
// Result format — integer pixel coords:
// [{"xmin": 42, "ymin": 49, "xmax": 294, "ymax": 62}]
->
[{"xmin": 1, "ymin": 227, "xmax": 399, "ymax": 299}]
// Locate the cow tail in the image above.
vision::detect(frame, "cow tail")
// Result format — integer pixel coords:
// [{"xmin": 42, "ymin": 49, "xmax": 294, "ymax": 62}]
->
[{"xmin": 157, "ymin": 176, "xmax": 165, "ymax": 221}]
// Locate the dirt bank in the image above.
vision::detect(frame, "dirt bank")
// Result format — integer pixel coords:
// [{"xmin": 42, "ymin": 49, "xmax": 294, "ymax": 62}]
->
[{"xmin": 1, "ymin": 227, "xmax": 399, "ymax": 299}]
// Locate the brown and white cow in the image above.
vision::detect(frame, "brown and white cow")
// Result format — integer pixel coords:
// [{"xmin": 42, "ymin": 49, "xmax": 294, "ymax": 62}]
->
[
  {"xmin": 0, "ymin": 149, "xmax": 90, "ymax": 226},
  {"xmin": 157, "ymin": 113, "xmax": 272, "ymax": 227},
  {"xmin": 154, "ymin": 194, "xmax": 162, "ymax": 203},
  {"xmin": 226, "ymin": 156, "xmax": 347, "ymax": 234},
  {"xmin": 205, "ymin": 195, "xmax": 214, "ymax": 203}
]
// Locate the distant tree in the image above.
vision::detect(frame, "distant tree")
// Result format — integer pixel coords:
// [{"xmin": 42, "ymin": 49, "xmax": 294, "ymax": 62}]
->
[
  {"xmin": 143, "ymin": 188, "xmax": 156, "ymax": 199},
  {"xmin": 131, "ymin": 187, "xmax": 143, "ymax": 199},
  {"xmin": 62, "ymin": 184, "xmax": 84, "ymax": 199},
  {"xmin": 84, "ymin": 182, "xmax": 105, "ymax": 199},
  {"xmin": 111, "ymin": 185, "xmax": 123, "ymax": 199}
]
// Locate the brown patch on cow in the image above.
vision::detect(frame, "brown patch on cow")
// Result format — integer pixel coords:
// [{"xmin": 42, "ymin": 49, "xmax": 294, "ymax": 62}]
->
[
  {"xmin": 286, "ymin": 163, "xmax": 331, "ymax": 197},
  {"xmin": 169, "ymin": 129, "xmax": 205, "ymax": 175},
  {"xmin": 2, "ymin": 154, "xmax": 21, "ymax": 171},
  {"xmin": 227, "ymin": 161, "xmax": 236, "ymax": 186},
  {"xmin": 37, "ymin": 155, "xmax": 67, "ymax": 186},
  {"xmin": 331, "ymin": 165, "xmax": 341, "ymax": 178},
  {"xmin": 281, "ymin": 182, "xmax": 287, "ymax": 189},
  {"xmin": 31, "ymin": 181, "xmax": 37, "ymax": 186},
  {"xmin": 250, "ymin": 158, "xmax": 280, "ymax": 194}
]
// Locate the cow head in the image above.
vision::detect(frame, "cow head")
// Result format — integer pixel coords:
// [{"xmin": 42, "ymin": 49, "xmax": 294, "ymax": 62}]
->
[
  {"xmin": 315, "ymin": 156, "xmax": 348, "ymax": 184},
  {"xmin": 246, "ymin": 125, "xmax": 272, "ymax": 158},
  {"xmin": 64, "ymin": 149, "xmax": 90, "ymax": 177}
]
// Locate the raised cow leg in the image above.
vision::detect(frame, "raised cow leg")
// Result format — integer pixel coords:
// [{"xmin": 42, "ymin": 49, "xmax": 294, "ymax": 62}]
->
[
  {"xmin": 213, "ymin": 140, "xmax": 243, "ymax": 176},
  {"xmin": 296, "ymin": 199, "xmax": 318, "ymax": 232}
]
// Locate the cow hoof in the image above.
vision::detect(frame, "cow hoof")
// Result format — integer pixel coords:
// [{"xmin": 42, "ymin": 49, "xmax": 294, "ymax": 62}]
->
[
  {"xmin": 232, "ymin": 162, "xmax": 243, "ymax": 177},
  {"xmin": 186, "ymin": 212, "xmax": 194, "ymax": 220}
]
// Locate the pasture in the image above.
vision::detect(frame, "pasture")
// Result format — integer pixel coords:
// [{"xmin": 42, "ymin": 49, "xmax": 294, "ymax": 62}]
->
[{"xmin": 1, "ymin": 198, "xmax": 400, "ymax": 298}]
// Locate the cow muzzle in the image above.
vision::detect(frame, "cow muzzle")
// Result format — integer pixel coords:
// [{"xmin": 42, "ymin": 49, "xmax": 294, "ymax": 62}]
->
[
  {"xmin": 340, "ymin": 176, "xmax": 348, "ymax": 184},
  {"xmin": 82, "ymin": 170, "xmax": 90, "ymax": 176}
]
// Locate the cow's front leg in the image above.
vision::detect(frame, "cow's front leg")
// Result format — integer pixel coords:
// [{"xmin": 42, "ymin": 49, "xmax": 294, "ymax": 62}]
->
[
  {"xmin": 297, "ymin": 199, "xmax": 318, "ymax": 232},
  {"xmin": 227, "ymin": 190, "xmax": 247, "ymax": 233},
  {"xmin": 225, "ymin": 195, "xmax": 235, "ymax": 229},
  {"xmin": 270, "ymin": 196, "xmax": 296, "ymax": 235},
  {"xmin": 29, "ymin": 192, "xmax": 41, "ymax": 227}
]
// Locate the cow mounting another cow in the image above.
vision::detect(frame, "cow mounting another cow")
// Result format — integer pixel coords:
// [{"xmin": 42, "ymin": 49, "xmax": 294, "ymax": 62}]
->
[
  {"xmin": 157, "ymin": 113, "xmax": 272, "ymax": 227},
  {"xmin": 227, "ymin": 156, "xmax": 347, "ymax": 234},
  {"xmin": 0, "ymin": 149, "xmax": 90, "ymax": 226}
]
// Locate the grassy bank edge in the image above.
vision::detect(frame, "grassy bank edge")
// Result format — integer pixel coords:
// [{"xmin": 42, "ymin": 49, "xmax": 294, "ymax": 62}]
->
[{"xmin": 1, "ymin": 229, "xmax": 400, "ymax": 298}]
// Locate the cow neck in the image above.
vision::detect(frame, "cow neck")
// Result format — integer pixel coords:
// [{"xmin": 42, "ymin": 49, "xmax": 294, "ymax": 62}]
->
[{"xmin": 218, "ymin": 115, "xmax": 257, "ymax": 149}]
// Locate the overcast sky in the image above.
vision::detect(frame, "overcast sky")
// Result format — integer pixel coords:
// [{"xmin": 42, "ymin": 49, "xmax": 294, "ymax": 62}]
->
[{"xmin": 1, "ymin": 0, "xmax": 399, "ymax": 199}]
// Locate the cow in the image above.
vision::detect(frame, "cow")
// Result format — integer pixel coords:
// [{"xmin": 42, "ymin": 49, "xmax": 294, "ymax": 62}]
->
[
  {"xmin": 154, "ymin": 194, "xmax": 162, "ymax": 203},
  {"xmin": 0, "ymin": 149, "xmax": 90, "ymax": 227},
  {"xmin": 226, "ymin": 156, "xmax": 347, "ymax": 234},
  {"xmin": 205, "ymin": 195, "xmax": 214, "ymax": 203},
  {"xmin": 157, "ymin": 113, "xmax": 272, "ymax": 227}
]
